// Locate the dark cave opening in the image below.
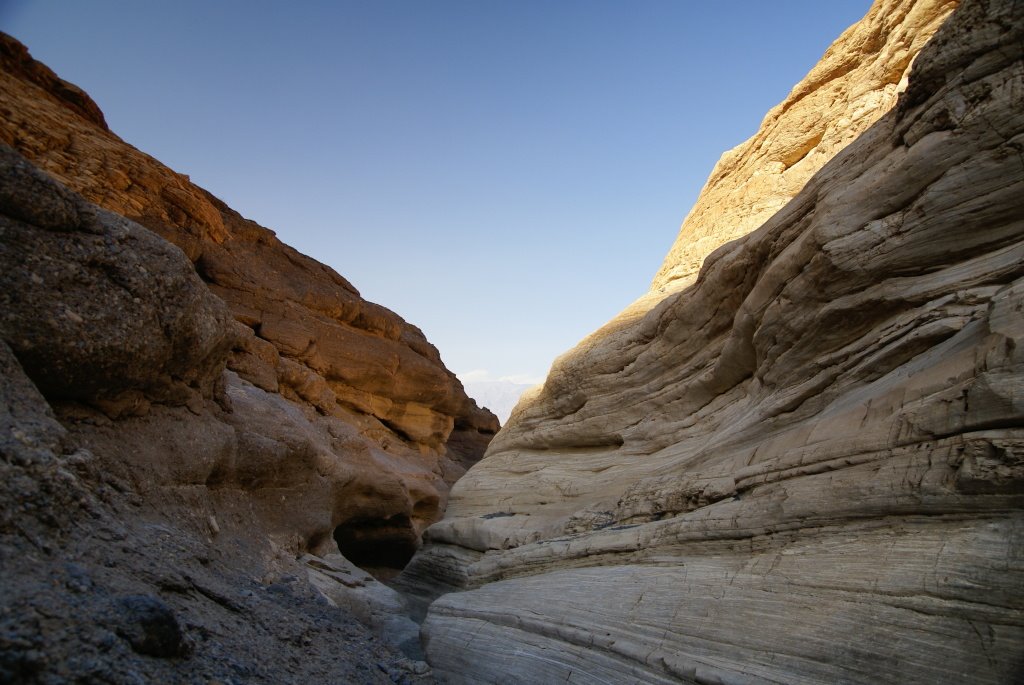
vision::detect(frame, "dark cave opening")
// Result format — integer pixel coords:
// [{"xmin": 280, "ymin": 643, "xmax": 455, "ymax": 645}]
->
[{"xmin": 332, "ymin": 513, "xmax": 419, "ymax": 574}]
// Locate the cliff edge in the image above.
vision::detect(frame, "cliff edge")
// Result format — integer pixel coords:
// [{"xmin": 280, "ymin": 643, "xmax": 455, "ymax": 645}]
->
[{"xmin": 652, "ymin": 0, "xmax": 956, "ymax": 295}]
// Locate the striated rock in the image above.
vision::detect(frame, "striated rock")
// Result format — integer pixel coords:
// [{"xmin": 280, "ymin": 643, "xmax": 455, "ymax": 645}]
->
[
  {"xmin": 403, "ymin": 0, "xmax": 1024, "ymax": 682},
  {"xmin": 651, "ymin": 0, "xmax": 956, "ymax": 295},
  {"xmin": 0, "ymin": 33, "xmax": 107, "ymax": 131},
  {"xmin": 0, "ymin": 31, "xmax": 498, "ymax": 562}
]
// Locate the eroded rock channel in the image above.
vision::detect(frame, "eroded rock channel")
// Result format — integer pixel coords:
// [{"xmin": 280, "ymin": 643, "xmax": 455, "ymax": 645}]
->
[
  {"xmin": 399, "ymin": 0, "xmax": 1024, "ymax": 682},
  {"xmin": 2, "ymin": 0, "xmax": 1023, "ymax": 683}
]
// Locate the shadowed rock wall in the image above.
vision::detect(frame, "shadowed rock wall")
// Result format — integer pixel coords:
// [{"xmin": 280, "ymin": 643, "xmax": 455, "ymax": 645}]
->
[
  {"xmin": 0, "ymin": 145, "xmax": 433, "ymax": 682},
  {"xmin": 0, "ymin": 29, "xmax": 502, "ymax": 681},
  {"xmin": 0, "ymin": 34, "xmax": 498, "ymax": 560}
]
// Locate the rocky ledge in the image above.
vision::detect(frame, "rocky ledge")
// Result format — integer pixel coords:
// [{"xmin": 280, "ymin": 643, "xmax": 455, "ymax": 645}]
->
[{"xmin": 401, "ymin": 0, "xmax": 1024, "ymax": 682}]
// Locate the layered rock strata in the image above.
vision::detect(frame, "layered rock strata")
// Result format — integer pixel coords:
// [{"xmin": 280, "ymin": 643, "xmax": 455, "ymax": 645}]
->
[
  {"xmin": 651, "ymin": 0, "xmax": 957, "ymax": 295},
  {"xmin": 402, "ymin": 0, "xmax": 1024, "ymax": 682},
  {"xmin": 0, "ymin": 33, "xmax": 498, "ymax": 565},
  {"xmin": 0, "ymin": 28, "xmax": 502, "ymax": 682},
  {"xmin": 0, "ymin": 146, "xmax": 432, "ymax": 682}
]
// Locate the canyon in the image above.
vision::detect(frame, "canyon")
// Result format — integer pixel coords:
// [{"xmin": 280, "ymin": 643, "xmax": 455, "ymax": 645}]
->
[{"xmin": 2, "ymin": 0, "xmax": 1023, "ymax": 683}]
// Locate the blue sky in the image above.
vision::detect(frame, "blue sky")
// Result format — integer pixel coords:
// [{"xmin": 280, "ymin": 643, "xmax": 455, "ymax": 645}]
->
[{"xmin": 3, "ymin": 0, "xmax": 870, "ymax": 384}]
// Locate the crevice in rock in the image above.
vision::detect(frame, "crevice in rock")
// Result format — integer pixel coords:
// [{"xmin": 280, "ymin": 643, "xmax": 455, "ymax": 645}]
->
[
  {"xmin": 378, "ymin": 418, "xmax": 417, "ymax": 445},
  {"xmin": 333, "ymin": 513, "xmax": 419, "ymax": 579}
]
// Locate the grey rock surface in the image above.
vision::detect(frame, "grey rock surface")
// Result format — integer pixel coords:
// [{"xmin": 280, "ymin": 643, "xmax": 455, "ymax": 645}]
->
[{"xmin": 0, "ymin": 146, "xmax": 233, "ymax": 406}]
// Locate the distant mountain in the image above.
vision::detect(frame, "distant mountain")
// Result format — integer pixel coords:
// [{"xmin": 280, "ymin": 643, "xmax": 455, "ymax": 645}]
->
[{"xmin": 462, "ymin": 380, "xmax": 536, "ymax": 425}]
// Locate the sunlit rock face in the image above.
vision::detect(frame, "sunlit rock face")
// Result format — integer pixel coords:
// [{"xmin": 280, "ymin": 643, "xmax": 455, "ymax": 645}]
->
[
  {"xmin": 651, "ymin": 0, "xmax": 958, "ymax": 296},
  {"xmin": 401, "ymin": 0, "xmax": 1024, "ymax": 681},
  {"xmin": 0, "ymin": 33, "xmax": 498, "ymax": 563}
]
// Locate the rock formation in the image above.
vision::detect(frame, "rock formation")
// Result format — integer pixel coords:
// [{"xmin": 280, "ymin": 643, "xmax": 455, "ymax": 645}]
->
[
  {"xmin": 0, "ymin": 146, "xmax": 431, "ymax": 682},
  {"xmin": 0, "ymin": 31, "xmax": 498, "ymax": 571},
  {"xmin": 0, "ymin": 29, "xmax": 499, "ymax": 684},
  {"xmin": 401, "ymin": 0, "xmax": 1024, "ymax": 682},
  {"xmin": 652, "ymin": 0, "xmax": 957, "ymax": 295}
]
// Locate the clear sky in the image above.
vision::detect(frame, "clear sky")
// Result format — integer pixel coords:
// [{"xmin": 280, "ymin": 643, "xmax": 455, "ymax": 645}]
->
[{"xmin": 3, "ymin": 0, "xmax": 870, "ymax": 385}]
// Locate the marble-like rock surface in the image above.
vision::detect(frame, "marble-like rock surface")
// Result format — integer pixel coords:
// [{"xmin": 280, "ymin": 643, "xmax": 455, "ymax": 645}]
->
[
  {"xmin": 303, "ymin": 553, "xmax": 425, "ymax": 661},
  {"xmin": 651, "ymin": 0, "xmax": 956, "ymax": 295},
  {"xmin": 402, "ymin": 0, "xmax": 1024, "ymax": 682},
  {"xmin": 0, "ymin": 33, "xmax": 498, "ymax": 558}
]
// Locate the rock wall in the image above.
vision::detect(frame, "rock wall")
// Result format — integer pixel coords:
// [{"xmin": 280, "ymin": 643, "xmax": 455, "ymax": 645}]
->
[
  {"xmin": 0, "ymin": 146, "xmax": 433, "ymax": 682},
  {"xmin": 0, "ymin": 30, "xmax": 502, "ymax": 682},
  {"xmin": 651, "ymin": 0, "xmax": 957, "ymax": 295},
  {"xmin": 402, "ymin": 0, "xmax": 1024, "ymax": 682},
  {"xmin": 0, "ymin": 32, "xmax": 498, "ymax": 565}
]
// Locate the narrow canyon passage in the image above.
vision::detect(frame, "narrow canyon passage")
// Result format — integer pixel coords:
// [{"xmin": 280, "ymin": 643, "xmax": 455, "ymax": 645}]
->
[{"xmin": 2, "ymin": 0, "xmax": 1022, "ymax": 683}]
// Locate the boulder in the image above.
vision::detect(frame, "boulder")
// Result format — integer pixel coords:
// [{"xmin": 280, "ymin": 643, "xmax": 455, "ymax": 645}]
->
[{"xmin": 0, "ymin": 145, "xmax": 233, "ymax": 408}]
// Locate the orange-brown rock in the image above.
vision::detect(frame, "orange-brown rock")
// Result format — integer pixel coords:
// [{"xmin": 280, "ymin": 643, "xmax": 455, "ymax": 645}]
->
[
  {"xmin": 0, "ymin": 144, "xmax": 436, "ymax": 680},
  {"xmin": 0, "ymin": 31, "xmax": 497, "ymax": 565}
]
